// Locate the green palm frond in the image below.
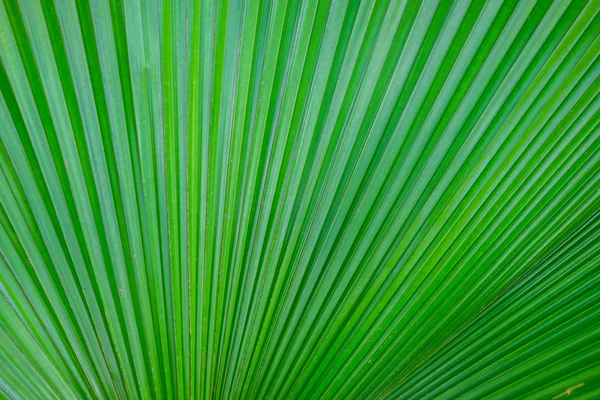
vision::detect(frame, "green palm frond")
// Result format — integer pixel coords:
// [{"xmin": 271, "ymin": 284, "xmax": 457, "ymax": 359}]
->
[{"xmin": 1, "ymin": 0, "xmax": 599, "ymax": 399}]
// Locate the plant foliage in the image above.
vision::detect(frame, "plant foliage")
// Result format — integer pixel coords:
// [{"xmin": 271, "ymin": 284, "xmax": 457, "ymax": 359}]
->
[{"xmin": 1, "ymin": 0, "xmax": 600, "ymax": 398}]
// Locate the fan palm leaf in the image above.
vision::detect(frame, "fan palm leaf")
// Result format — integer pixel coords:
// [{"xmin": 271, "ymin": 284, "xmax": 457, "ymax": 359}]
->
[{"xmin": 1, "ymin": 0, "xmax": 599, "ymax": 398}]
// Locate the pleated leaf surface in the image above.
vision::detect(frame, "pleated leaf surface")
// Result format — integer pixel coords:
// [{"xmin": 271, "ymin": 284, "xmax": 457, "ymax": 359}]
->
[{"xmin": 0, "ymin": 0, "xmax": 599, "ymax": 399}]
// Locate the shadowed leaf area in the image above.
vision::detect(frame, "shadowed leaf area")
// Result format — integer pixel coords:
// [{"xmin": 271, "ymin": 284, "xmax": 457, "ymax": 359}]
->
[{"xmin": 1, "ymin": 0, "xmax": 599, "ymax": 399}]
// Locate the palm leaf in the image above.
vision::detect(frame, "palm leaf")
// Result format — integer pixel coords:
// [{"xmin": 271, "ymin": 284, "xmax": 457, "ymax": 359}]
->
[{"xmin": 1, "ymin": 0, "xmax": 599, "ymax": 398}]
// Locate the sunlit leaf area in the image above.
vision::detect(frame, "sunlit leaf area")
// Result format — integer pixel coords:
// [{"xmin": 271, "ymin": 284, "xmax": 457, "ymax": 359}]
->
[{"xmin": 1, "ymin": 0, "xmax": 600, "ymax": 398}]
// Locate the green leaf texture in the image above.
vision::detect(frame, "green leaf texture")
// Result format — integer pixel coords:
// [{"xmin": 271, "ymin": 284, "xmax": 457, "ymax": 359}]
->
[{"xmin": 1, "ymin": 0, "xmax": 600, "ymax": 398}]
